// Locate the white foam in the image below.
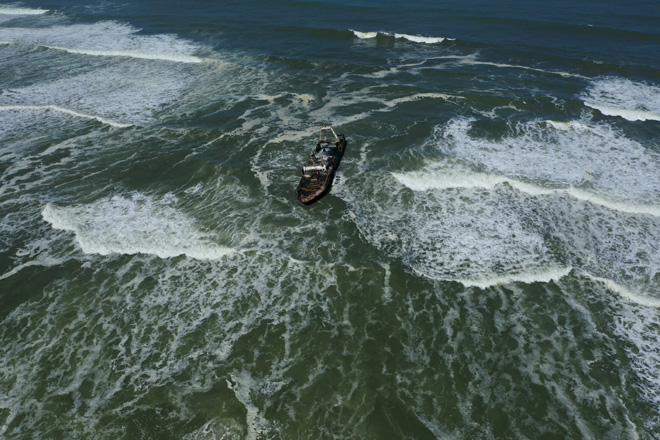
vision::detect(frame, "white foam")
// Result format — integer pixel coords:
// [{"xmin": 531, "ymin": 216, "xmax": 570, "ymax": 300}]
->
[
  {"xmin": 0, "ymin": 6, "xmax": 48, "ymax": 15},
  {"xmin": 41, "ymin": 194, "xmax": 234, "ymax": 260},
  {"xmin": 383, "ymin": 92, "xmax": 462, "ymax": 107},
  {"xmin": 454, "ymin": 266, "xmax": 572, "ymax": 288},
  {"xmin": 0, "ymin": 255, "xmax": 63, "ymax": 281},
  {"xmin": 341, "ymin": 172, "xmax": 562, "ymax": 285},
  {"xmin": 392, "ymin": 167, "xmax": 660, "ymax": 217},
  {"xmin": 44, "ymin": 45, "xmax": 202, "ymax": 63},
  {"xmin": 455, "ymin": 54, "xmax": 587, "ymax": 79},
  {"xmin": 427, "ymin": 117, "xmax": 660, "ymax": 206},
  {"xmin": 351, "ymin": 30, "xmax": 452, "ymax": 44},
  {"xmin": 351, "ymin": 30, "xmax": 377, "ymax": 39},
  {"xmin": 600, "ymin": 282, "xmax": 660, "ymax": 421},
  {"xmin": 0, "ymin": 21, "xmax": 202, "ymax": 63},
  {"xmin": 0, "ymin": 62, "xmax": 189, "ymax": 125},
  {"xmin": 0, "ymin": 105, "xmax": 131, "ymax": 128},
  {"xmin": 581, "ymin": 77, "xmax": 660, "ymax": 122},
  {"xmin": 545, "ymin": 120, "xmax": 592, "ymax": 131},
  {"xmin": 584, "ymin": 103, "xmax": 660, "ymax": 122},
  {"xmin": 582, "ymin": 272, "xmax": 660, "ymax": 308},
  {"xmin": 344, "ymin": 120, "xmax": 660, "ymax": 293},
  {"xmin": 393, "ymin": 33, "xmax": 450, "ymax": 44},
  {"xmin": 0, "ymin": 216, "xmax": 344, "ymax": 437},
  {"xmin": 302, "ymin": 87, "xmax": 460, "ymax": 132}
]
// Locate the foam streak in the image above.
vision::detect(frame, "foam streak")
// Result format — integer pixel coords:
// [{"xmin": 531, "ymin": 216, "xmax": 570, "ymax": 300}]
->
[
  {"xmin": 44, "ymin": 45, "xmax": 203, "ymax": 63},
  {"xmin": 0, "ymin": 105, "xmax": 132, "ymax": 128},
  {"xmin": 584, "ymin": 102, "xmax": 660, "ymax": 122}
]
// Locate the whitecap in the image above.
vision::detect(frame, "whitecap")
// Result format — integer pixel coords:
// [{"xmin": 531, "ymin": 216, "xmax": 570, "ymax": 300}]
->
[
  {"xmin": 581, "ymin": 272, "xmax": 660, "ymax": 308},
  {"xmin": 43, "ymin": 45, "xmax": 202, "ymax": 63},
  {"xmin": 581, "ymin": 77, "xmax": 660, "ymax": 122},
  {"xmin": 42, "ymin": 194, "xmax": 234, "ymax": 260},
  {"xmin": 351, "ymin": 30, "xmax": 377, "ymax": 39},
  {"xmin": 340, "ymin": 172, "xmax": 561, "ymax": 285},
  {"xmin": 351, "ymin": 30, "xmax": 452, "ymax": 44},
  {"xmin": 391, "ymin": 166, "xmax": 660, "ymax": 217},
  {"xmin": 393, "ymin": 33, "xmax": 450, "ymax": 44},
  {"xmin": 0, "ymin": 21, "xmax": 202, "ymax": 63},
  {"xmin": 0, "ymin": 6, "xmax": 48, "ymax": 15},
  {"xmin": 0, "ymin": 62, "xmax": 190, "ymax": 125},
  {"xmin": 426, "ymin": 117, "xmax": 660, "ymax": 206}
]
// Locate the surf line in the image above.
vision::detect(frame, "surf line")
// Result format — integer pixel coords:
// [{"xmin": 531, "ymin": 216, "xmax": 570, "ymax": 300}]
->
[
  {"xmin": 0, "ymin": 105, "xmax": 132, "ymax": 128},
  {"xmin": 410, "ymin": 265, "xmax": 573, "ymax": 288},
  {"xmin": 391, "ymin": 170, "xmax": 660, "ymax": 218},
  {"xmin": 583, "ymin": 102, "xmax": 660, "ymax": 122},
  {"xmin": 455, "ymin": 266, "xmax": 573, "ymax": 288},
  {"xmin": 351, "ymin": 30, "xmax": 453, "ymax": 44},
  {"xmin": 0, "ymin": 7, "xmax": 49, "ymax": 15},
  {"xmin": 580, "ymin": 271, "xmax": 660, "ymax": 308},
  {"xmin": 43, "ymin": 45, "xmax": 203, "ymax": 64}
]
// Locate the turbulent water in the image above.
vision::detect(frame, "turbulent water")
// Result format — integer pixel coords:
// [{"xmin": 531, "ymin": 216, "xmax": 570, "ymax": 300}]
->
[{"xmin": 1, "ymin": 1, "xmax": 660, "ymax": 438}]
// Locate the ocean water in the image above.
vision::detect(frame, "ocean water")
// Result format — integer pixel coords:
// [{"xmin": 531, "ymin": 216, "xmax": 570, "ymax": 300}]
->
[{"xmin": 1, "ymin": 0, "xmax": 660, "ymax": 438}]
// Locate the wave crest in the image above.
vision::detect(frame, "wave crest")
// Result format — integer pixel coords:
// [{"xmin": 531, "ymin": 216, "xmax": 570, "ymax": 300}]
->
[{"xmin": 351, "ymin": 29, "xmax": 452, "ymax": 44}]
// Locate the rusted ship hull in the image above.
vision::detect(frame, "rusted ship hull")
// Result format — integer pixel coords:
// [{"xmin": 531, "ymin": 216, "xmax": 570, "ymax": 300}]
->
[{"xmin": 296, "ymin": 127, "xmax": 347, "ymax": 204}]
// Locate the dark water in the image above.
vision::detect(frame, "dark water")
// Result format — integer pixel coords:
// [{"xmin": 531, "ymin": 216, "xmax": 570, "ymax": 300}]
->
[{"xmin": 1, "ymin": 1, "xmax": 660, "ymax": 438}]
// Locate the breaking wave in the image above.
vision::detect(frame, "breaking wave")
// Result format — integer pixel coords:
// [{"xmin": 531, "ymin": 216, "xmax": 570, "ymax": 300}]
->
[
  {"xmin": 0, "ymin": 5, "xmax": 48, "ymax": 15},
  {"xmin": 42, "ymin": 194, "xmax": 234, "ymax": 260},
  {"xmin": 581, "ymin": 77, "xmax": 660, "ymax": 122},
  {"xmin": 0, "ymin": 21, "xmax": 202, "ymax": 63},
  {"xmin": 341, "ymin": 115, "xmax": 660, "ymax": 294},
  {"xmin": 392, "ymin": 166, "xmax": 660, "ymax": 217},
  {"xmin": 427, "ymin": 117, "xmax": 660, "ymax": 206},
  {"xmin": 351, "ymin": 29, "xmax": 453, "ymax": 44}
]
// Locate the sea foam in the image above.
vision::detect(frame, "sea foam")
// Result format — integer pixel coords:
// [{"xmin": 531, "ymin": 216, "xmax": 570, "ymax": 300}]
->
[
  {"xmin": 0, "ymin": 6, "xmax": 48, "ymax": 15},
  {"xmin": 582, "ymin": 272, "xmax": 660, "ymax": 308},
  {"xmin": 351, "ymin": 30, "xmax": 452, "ymax": 44},
  {"xmin": 42, "ymin": 194, "xmax": 233, "ymax": 260},
  {"xmin": 581, "ymin": 77, "xmax": 660, "ymax": 122},
  {"xmin": 0, "ymin": 21, "xmax": 202, "ymax": 63},
  {"xmin": 426, "ymin": 117, "xmax": 660, "ymax": 206},
  {"xmin": 341, "ymin": 114, "xmax": 660, "ymax": 291},
  {"xmin": 0, "ymin": 62, "xmax": 189, "ymax": 125},
  {"xmin": 392, "ymin": 167, "xmax": 660, "ymax": 217},
  {"xmin": 0, "ymin": 105, "xmax": 131, "ymax": 128}
]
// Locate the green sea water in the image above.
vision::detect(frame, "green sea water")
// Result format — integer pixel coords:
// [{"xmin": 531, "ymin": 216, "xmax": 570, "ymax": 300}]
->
[{"xmin": 2, "ymin": 1, "xmax": 660, "ymax": 438}]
